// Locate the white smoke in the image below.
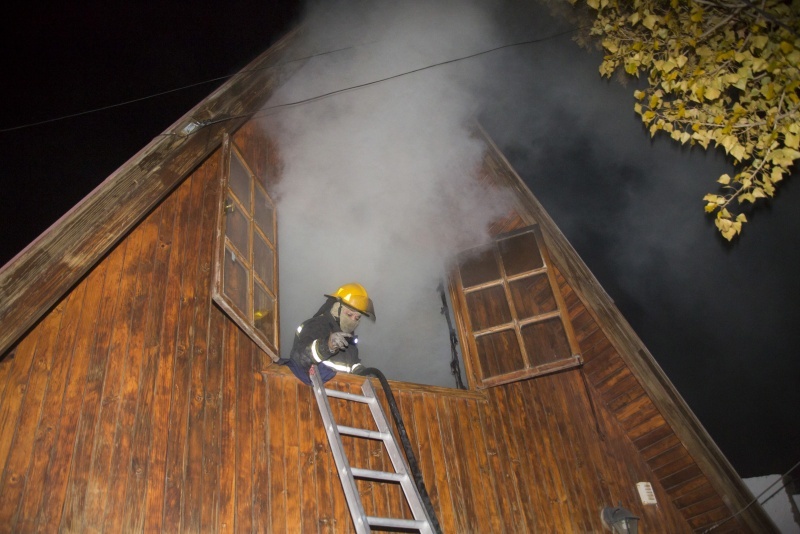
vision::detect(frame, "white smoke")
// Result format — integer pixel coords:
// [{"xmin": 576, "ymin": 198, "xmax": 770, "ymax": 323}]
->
[{"xmin": 263, "ymin": 0, "xmax": 513, "ymax": 386}]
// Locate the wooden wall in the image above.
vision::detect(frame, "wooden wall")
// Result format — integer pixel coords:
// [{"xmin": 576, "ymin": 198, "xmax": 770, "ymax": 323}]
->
[
  {"xmin": 0, "ymin": 251, "xmax": 697, "ymax": 533},
  {"xmin": 0, "ymin": 144, "xmax": 224, "ymax": 532},
  {"xmin": 0, "ymin": 119, "xmax": 756, "ymax": 532},
  {"xmin": 0, "ymin": 251, "xmax": 697, "ymax": 534},
  {"xmin": 558, "ymin": 268, "xmax": 751, "ymax": 532},
  {"xmin": 474, "ymin": 130, "xmax": 767, "ymax": 533}
]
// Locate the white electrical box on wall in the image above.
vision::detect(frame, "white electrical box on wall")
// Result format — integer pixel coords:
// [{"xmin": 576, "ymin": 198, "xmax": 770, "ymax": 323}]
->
[{"xmin": 637, "ymin": 482, "xmax": 658, "ymax": 505}]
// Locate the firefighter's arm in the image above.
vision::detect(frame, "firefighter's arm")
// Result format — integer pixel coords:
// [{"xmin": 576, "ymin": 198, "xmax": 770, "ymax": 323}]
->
[
  {"xmin": 295, "ymin": 319, "xmax": 336, "ymax": 366},
  {"xmin": 321, "ymin": 345, "xmax": 363, "ymax": 374}
]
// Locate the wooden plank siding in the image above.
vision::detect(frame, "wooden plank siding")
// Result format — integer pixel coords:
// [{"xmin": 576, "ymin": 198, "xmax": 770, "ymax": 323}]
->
[
  {"xmin": 553, "ymin": 266, "xmax": 754, "ymax": 532},
  {"xmin": 473, "ymin": 128, "xmax": 773, "ymax": 533},
  {"xmin": 0, "ymin": 123, "xmax": 771, "ymax": 533},
  {"xmin": 0, "ymin": 199, "xmax": 742, "ymax": 531},
  {"xmin": 0, "ymin": 174, "xmax": 698, "ymax": 534}
]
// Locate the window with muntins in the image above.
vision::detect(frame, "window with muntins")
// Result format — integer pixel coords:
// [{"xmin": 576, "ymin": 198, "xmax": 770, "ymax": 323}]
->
[
  {"xmin": 453, "ymin": 225, "xmax": 581, "ymax": 388},
  {"xmin": 212, "ymin": 134, "xmax": 279, "ymax": 360}
]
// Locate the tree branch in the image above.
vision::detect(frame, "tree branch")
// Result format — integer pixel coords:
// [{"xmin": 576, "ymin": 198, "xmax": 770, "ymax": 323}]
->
[{"xmin": 699, "ymin": 8, "xmax": 744, "ymax": 40}]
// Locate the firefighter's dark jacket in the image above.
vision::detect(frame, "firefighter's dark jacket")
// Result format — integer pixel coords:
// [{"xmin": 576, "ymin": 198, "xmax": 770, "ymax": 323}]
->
[{"xmin": 288, "ymin": 308, "xmax": 365, "ymax": 376}]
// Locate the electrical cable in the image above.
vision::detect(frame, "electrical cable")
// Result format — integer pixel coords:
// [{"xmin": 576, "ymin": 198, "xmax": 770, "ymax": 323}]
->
[
  {"xmin": 1, "ymin": 77, "xmax": 227, "ymax": 133},
  {"xmin": 193, "ymin": 27, "xmax": 583, "ymax": 129},
  {"xmin": 1, "ymin": 27, "xmax": 581, "ymax": 134},
  {"xmin": 701, "ymin": 458, "xmax": 800, "ymax": 532},
  {"xmin": 0, "ymin": 42, "xmax": 368, "ymax": 133},
  {"xmin": 5, "ymin": 2, "xmax": 793, "ymax": 133}
]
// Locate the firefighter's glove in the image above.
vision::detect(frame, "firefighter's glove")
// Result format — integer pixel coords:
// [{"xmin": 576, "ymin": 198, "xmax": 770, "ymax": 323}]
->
[{"xmin": 328, "ymin": 332, "xmax": 352, "ymax": 352}]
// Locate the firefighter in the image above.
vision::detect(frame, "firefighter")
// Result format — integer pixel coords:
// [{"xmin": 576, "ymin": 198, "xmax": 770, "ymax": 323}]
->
[{"xmin": 282, "ymin": 283, "xmax": 375, "ymax": 386}]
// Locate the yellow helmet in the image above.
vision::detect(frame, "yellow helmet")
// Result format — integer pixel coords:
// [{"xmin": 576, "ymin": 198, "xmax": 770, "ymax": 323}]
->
[{"xmin": 326, "ymin": 283, "xmax": 375, "ymax": 318}]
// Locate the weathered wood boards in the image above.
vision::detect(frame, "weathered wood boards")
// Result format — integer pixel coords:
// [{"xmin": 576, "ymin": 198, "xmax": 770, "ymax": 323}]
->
[
  {"xmin": 0, "ymin": 95, "xmax": 773, "ymax": 532},
  {"xmin": 472, "ymin": 130, "xmax": 773, "ymax": 533},
  {"xmin": 0, "ymin": 177, "xmax": 698, "ymax": 531}
]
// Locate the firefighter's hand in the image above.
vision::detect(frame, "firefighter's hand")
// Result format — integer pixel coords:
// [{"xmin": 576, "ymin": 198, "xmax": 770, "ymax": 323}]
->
[{"xmin": 328, "ymin": 332, "xmax": 351, "ymax": 352}]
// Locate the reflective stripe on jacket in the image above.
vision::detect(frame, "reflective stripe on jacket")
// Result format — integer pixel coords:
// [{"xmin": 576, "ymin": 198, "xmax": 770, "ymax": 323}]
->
[{"xmin": 290, "ymin": 313, "xmax": 363, "ymax": 376}]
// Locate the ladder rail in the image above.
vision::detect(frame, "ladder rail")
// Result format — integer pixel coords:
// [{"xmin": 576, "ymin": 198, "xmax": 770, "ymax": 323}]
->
[
  {"xmin": 311, "ymin": 368, "xmax": 371, "ymax": 534},
  {"xmin": 311, "ymin": 366, "xmax": 436, "ymax": 534},
  {"xmin": 361, "ymin": 378, "xmax": 436, "ymax": 533},
  {"xmin": 360, "ymin": 368, "xmax": 442, "ymax": 534}
]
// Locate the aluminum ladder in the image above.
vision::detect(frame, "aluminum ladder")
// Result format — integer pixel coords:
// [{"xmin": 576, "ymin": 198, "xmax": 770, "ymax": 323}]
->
[{"xmin": 310, "ymin": 366, "xmax": 435, "ymax": 534}]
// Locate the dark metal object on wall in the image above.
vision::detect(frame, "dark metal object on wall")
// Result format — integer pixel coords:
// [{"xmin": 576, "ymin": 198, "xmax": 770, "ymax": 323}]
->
[{"xmin": 438, "ymin": 281, "xmax": 466, "ymax": 389}]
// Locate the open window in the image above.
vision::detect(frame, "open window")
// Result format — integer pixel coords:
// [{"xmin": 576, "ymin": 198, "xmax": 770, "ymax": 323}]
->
[
  {"xmin": 212, "ymin": 134, "xmax": 279, "ymax": 360},
  {"xmin": 451, "ymin": 225, "xmax": 581, "ymax": 388}
]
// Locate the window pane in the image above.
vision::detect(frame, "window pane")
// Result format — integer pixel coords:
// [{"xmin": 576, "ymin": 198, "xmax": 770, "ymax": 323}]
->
[
  {"xmin": 459, "ymin": 246, "xmax": 500, "ymax": 287},
  {"xmin": 225, "ymin": 196, "xmax": 249, "ymax": 259},
  {"xmin": 466, "ymin": 286, "xmax": 511, "ymax": 331},
  {"xmin": 253, "ymin": 231, "xmax": 274, "ymax": 292},
  {"xmin": 476, "ymin": 330, "xmax": 524, "ymax": 377},
  {"xmin": 498, "ymin": 232, "xmax": 543, "ymax": 276},
  {"xmin": 223, "ymin": 245, "xmax": 248, "ymax": 314},
  {"xmin": 212, "ymin": 135, "xmax": 281, "ymax": 362},
  {"xmin": 254, "ymin": 281, "xmax": 275, "ymax": 345},
  {"xmin": 229, "ymin": 153, "xmax": 252, "ymax": 211},
  {"xmin": 255, "ymin": 183, "xmax": 275, "ymax": 244},
  {"xmin": 521, "ymin": 318, "xmax": 571, "ymax": 366},
  {"xmin": 509, "ymin": 274, "xmax": 557, "ymax": 319}
]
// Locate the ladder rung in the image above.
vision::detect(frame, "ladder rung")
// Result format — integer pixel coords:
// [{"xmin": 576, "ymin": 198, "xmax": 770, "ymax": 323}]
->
[
  {"xmin": 311, "ymin": 370, "xmax": 435, "ymax": 533},
  {"xmin": 351, "ymin": 467, "xmax": 406, "ymax": 483},
  {"xmin": 324, "ymin": 389, "xmax": 373, "ymax": 403},
  {"xmin": 337, "ymin": 425, "xmax": 388, "ymax": 441},
  {"xmin": 367, "ymin": 516, "xmax": 428, "ymax": 530}
]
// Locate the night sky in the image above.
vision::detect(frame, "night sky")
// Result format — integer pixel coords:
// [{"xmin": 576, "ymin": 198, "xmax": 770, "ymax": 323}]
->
[{"xmin": 2, "ymin": 1, "xmax": 798, "ymax": 482}]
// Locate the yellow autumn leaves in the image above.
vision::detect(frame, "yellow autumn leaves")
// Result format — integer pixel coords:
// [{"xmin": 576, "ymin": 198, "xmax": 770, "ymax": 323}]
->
[{"xmin": 573, "ymin": 0, "xmax": 800, "ymax": 240}]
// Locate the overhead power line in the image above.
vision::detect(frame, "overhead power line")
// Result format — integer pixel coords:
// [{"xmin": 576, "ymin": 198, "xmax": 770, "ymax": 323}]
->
[
  {"xmin": 702, "ymin": 458, "xmax": 800, "ymax": 532},
  {"xmin": 196, "ymin": 27, "xmax": 581, "ymax": 130},
  {"xmin": 1, "ymin": 27, "xmax": 580, "ymax": 134},
  {"xmin": 0, "ymin": 43, "xmax": 366, "ymax": 133}
]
